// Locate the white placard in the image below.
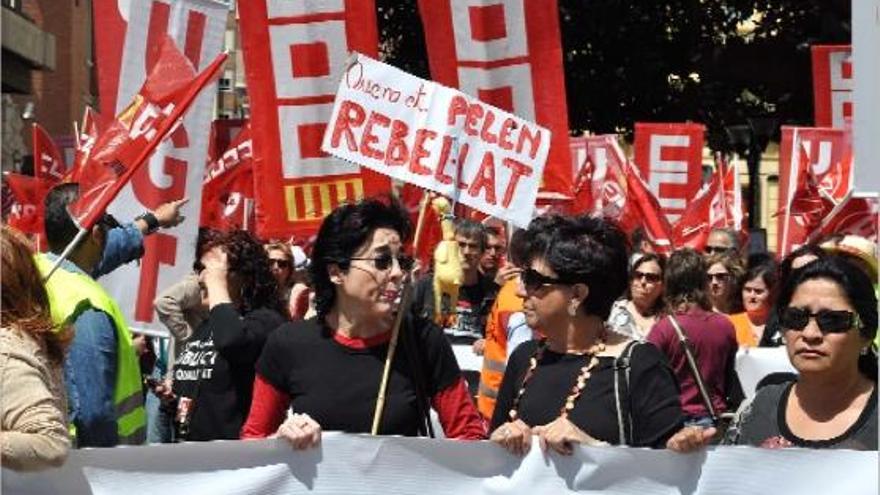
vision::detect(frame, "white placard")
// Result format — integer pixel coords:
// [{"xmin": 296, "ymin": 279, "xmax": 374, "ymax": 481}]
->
[{"xmin": 321, "ymin": 53, "xmax": 550, "ymax": 228}]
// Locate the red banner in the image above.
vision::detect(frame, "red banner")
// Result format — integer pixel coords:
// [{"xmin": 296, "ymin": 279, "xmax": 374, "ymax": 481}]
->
[
  {"xmin": 813, "ymin": 195, "xmax": 879, "ymax": 243},
  {"xmin": 619, "ymin": 162, "xmax": 673, "ymax": 254},
  {"xmin": 32, "ymin": 124, "xmax": 66, "ymax": 182},
  {"xmin": 812, "ymin": 45, "xmax": 852, "ymax": 128},
  {"xmin": 207, "ymin": 118, "xmax": 247, "ymax": 165},
  {"xmin": 777, "ymin": 126, "xmax": 852, "ymax": 256},
  {"xmin": 237, "ymin": 0, "xmax": 389, "ymax": 239},
  {"xmin": 570, "ymin": 135, "xmax": 628, "ymax": 217},
  {"xmin": 201, "ymin": 124, "xmax": 254, "ymax": 231},
  {"xmin": 417, "ymin": 0, "xmax": 572, "ymax": 201},
  {"xmin": 4, "ymin": 173, "xmax": 50, "ymax": 242},
  {"xmin": 633, "ymin": 122, "xmax": 705, "ymax": 224},
  {"xmin": 70, "ymin": 37, "xmax": 226, "ymax": 230}
]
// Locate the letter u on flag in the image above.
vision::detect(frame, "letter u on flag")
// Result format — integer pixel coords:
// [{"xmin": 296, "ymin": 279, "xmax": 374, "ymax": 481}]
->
[{"xmin": 68, "ymin": 36, "xmax": 227, "ymax": 231}]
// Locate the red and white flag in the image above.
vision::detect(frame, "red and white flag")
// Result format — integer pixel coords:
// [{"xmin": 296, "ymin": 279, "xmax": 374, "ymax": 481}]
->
[
  {"xmin": 618, "ymin": 161, "xmax": 674, "ymax": 254},
  {"xmin": 200, "ymin": 123, "xmax": 254, "ymax": 231},
  {"xmin": 570, "ymin": 135, "xmax": 628, "ymax": 218},
  {"xmin": 4, "ymin": 172, "xmax": 50, "ymax": 248},
  {"xmin": 237, "ymin": 0, "xmax": 389, "ymax": 240},
  {"xmin": 670, "ymin": 168, "xmax": 721, "ymax": 251},
  {"xmin": 777, "ymin": 142, "xmax": 837, "ymax": 253},
  {"xmin": 633, "ymin": 122, "xmax": 705, "ymax": 224},
  {"xmin": 32, "ymin": 124, "xmax": 67, "ymax": 183},
  {"xmin": 812, "ymin": 45, "xmax": 852, "ymax": 128},
  {"xmin": 70, "ymin": 36, "xmax": 226, "ymax": 230},
  {"xmin": 417, "ymin": 0, "xmax": 573, "ymax": 201},
  {"xmin": 778, "ymin": 126, "xmax": 852, "ymax": 256},
  {"xmin": 812, "ymin": 194, "xmax": 879, "ymax": 243}
]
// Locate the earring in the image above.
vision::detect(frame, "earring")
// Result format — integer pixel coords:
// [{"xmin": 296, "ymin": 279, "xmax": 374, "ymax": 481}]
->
[
  {"xmin": 568, "ymin": 306, "xmax": 578, "ymax": 317},
  {"xmin": 860, "ymin": 346, "xmax": 870, "ymax": 356}
]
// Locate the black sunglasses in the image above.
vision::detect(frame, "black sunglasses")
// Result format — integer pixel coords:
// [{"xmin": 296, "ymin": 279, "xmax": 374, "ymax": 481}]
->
[
  {"xmin": 521, "ymin": 268, "xmax": 576, "ymax": 293},
  {"xmin": 350, "ymin": 253, "xmax": 414, "ymax": 272},
  {"xmin": 708, "ymin": 272, "xmax": 732, "ymax": 282},
  {"xmin": 633, "ymin": 271, "xmax": 662, "ymax": 283},
  {"xmin": 269, "ymin": 258, "xmax": 291, "ymax": 269},
  {"xmin": 704, "ymin": 245, "xmax": 731, "ymax": 255},
  {"xmin": 780, "ymin": 307, "xmax": 861, "ymax": 334}
]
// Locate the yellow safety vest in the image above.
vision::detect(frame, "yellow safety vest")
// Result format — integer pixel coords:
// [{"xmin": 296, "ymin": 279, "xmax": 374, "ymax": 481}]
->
[{"xmin": 35, "ymin": 254, "xmax": 147, "ymax": 445}]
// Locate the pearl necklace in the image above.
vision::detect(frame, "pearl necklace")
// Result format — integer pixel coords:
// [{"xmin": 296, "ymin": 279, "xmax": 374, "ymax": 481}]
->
[{"xmin": 508, "ymin": 333, "xmax": 607, "ymax": 421}]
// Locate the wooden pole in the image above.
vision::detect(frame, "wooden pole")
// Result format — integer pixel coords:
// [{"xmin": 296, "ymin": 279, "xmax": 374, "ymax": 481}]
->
[{"xmin": 371, "ymin": 191, "xmax": 432, "ymax": 435}]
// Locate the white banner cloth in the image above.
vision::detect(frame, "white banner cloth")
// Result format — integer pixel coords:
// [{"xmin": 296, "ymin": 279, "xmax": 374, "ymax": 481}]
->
[
  {"xmin": 3, "ymin": 434, "xmax": 875, "ymax": 495},
  {"xmin": 734, "ymin": 347, "xmax": 797, "ymax": 399}
]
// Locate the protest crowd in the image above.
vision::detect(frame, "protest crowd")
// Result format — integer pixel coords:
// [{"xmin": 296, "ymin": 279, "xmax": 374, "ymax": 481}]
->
[{"xmin": 0, "ymin": 0, "xmax": 877, "ymax": 492}]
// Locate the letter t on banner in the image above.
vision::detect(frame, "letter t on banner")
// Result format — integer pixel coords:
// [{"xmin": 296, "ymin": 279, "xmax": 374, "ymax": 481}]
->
[
  {"xmin": 417, "ymin": 0, "xmax": 572, "ymax": 203},
  {"xmin": 633, "ymin": 122, "xmax": 705, "ymax": 224}
]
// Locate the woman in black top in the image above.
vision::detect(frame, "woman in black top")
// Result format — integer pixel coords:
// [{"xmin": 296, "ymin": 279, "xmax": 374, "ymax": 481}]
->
[
  {"xmin": 670, "ymin": 257, "xmax": 878, "ymax": 451},
  {"xmin": 171, "ymin": 230, "xmax": 287, "ymax": 441},
  {"xmin": 490, "ymin": 215, "xmax": 683, "ymax": 455}
]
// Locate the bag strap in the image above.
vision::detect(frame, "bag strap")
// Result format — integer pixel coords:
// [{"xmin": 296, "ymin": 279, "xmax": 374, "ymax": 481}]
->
[
  {"xmin": 614, "ymin": 340, "xmax": 639, "ymax": 445},
  {"xmin": 668, "ymin": 315, "xmax": 718, "ymax": 423}
]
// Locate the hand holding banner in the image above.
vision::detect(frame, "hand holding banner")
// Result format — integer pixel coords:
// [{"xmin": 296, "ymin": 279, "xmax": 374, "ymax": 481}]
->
[{"xmin": 322, "ymin": 54, "xmax": 550, "ymax": 228}]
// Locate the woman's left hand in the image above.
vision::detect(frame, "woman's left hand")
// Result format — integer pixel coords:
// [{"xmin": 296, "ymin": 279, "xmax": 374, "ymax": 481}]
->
[
  {"xmin": 276, "ymin": 413, "xmax": 322, "ymax": 450},
  {"xmin": 532, "ymin": 416, "xmax": 609, "ymax": 455}
]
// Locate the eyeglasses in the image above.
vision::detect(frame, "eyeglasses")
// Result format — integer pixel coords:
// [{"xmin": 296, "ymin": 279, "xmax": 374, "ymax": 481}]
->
[
  {"xmin": 521, "ymin": 268, "xmax": 576, "ymax": 293},
  {"xmin": 633, "ymin": 271, "xmax": 662, "ymax": 283},
  {"xmin": 350, "ymin": 253, "xmax": 414, "ymax": 272},
  {"xmin": 708, "ymin": 272, "xmax": 732, "ymax": 282},
  {"xmin": 704, "ymin": 245, "xmax": 731, "ymax": 255},
  {"xmin": 269, "ymin": 259, "xmax": 291, "ymax": 269},
  {"xmin": 779, "ymin": 307, "xmax": 861, "ymax": 334}
]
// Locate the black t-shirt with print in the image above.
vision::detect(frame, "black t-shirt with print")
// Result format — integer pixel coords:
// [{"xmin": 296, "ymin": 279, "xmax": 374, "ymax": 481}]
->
[
  {"xmin": 172, "ymin": 303, "xmax": 285, "ymax": 441},
  {"xmin": 411, "ymin": 273, "xmax": 499, "ymax": 344},
  {"xmin": 491, "ymin": 339, "xmax": 684, "ymax": 447}
]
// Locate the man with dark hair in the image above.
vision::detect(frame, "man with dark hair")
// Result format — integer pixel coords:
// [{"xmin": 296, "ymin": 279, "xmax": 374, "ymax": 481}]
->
[
  {"xmin": 705, "ymin": 228, "xmax": 740, "ymax": 256},
  {"xmin": 34, "ymin": 183, "xmax": 187, "ymax": 447},
  {"xmin": 412, "ymin": 218, "xmax": 499, "ymax": 357}
]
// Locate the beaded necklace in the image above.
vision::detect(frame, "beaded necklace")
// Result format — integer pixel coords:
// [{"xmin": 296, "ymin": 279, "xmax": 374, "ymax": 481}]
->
[{"xmin": 508, "ymin": 332, "xmax": 607, "ymax": 421}]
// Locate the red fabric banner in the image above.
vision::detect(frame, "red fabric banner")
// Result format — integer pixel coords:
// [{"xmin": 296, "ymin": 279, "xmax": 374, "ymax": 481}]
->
[
  {"xmin": 570, "ymin": 135, "xmax": 629, "ymax": 217},
  {"xmin": 200, "ymin": 123, "xmax": 255, "ymax": 231},
  {"xmin": 417, "ymin": 0, "xmax": 572, "ymax": 201},
  {"xmin": 813, "ymin": 195, "xmax": 879, "ymax": 243},
  {"xmin": 619, "ymin": 162, "xmax": 673, "ymax": 254},
  {"xmin": 237, "ymin": 0, "xmax": 389, "ymax": 239},
  {"xmin": 4, "ymin": 172, "xmax": 50, "ymax": 243},
  {"xmin": 777, "ymin": 126, "xmax": 851, "ymax": 256},
  {"xmin": 811, "ymin": 45, "xmax": 852, "ymax": 128},
  {"xmin": 70, "ymin": 37, "xmax": 226, "ymax": 230},
  {"xmin": 32, "ymin": 124, "xmax": 67, "ymax": 182},
  {"xmin": 633, "ymin": 122, "xmax": 705, "ymax": 224},
  {"xmin": 70, "ymin": 107, "xmax": 107, "ymax": 182},
  {"xmin": 670, "ymin": 167, "xmax": 721, "ymax": 251}
]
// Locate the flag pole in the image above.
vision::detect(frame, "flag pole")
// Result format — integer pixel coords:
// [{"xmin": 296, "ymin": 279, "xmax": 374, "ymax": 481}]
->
[
  {"xmin": 42, "ymin": 226, "xmax": 88, "ymax": 282},
  {"xmin": 371, "ymin": 191, "xmax": 432, "ymax": 435}
]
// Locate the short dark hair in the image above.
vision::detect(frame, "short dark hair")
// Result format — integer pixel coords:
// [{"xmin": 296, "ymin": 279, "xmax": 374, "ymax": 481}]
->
[
  {"xmin": 745, "ymin": 257, "xmax": 778, "ymax": 295},
  {"xmin": 779, "ymin": 244, "xmax": 826, "ymax": 286},
  {"xmin": 454, "ymin": 219, "xmax": 487, "ymax": 250},
  {"xmin": 776, "ymin": 256, "xmax": 878, "ymax": 379},
  {"xmin": 522, "ymin": 214, "xmax": 628, "ymax": 319},
  {"xmin": 664, "ymin": 248, "xmax": 711, "ymax": 312},
  {"xmin": 309, "ymin": 197, "xmax": 412, "ymax": 325},
  {"xmin": 627, "ymin": 253, "xmax": 667, "ymax": 313},
  {"xmin": 507, "ymin": 228, "xmax": 528, "ymax": 267},
  {"xmin": 44, "ymin": 183, "xmax": 82, "ymax": 254}
]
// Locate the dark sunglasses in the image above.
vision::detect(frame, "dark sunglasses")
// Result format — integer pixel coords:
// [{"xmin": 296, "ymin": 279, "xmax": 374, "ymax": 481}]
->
[
  {"xmin": 633, "ymin": 271, "xmax": 662, "ymax": 283},
  {"xmin": 350, "ymin": 253, "xmax": 414, "ymax": 272},
  {"xmin": 269, "ymin": 258, "xmax": 291, "ymax": 269},
  {"xmin": 521, "ymin": 268, "xmax": 576, "ymax": 293},
  {"xmin": 708, "ymin": 272, "xmax": 732, "ymax": 282},
  {"xmin": 704, "ymin": 245, "xmax": 731, "ymax": 255},
  {"xmin": 780, "ymin": 307, "xmax": 861, "ymax": 334}
]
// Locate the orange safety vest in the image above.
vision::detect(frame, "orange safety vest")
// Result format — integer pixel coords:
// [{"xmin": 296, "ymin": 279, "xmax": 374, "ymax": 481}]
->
[{"xmin": 477, "ymin": 279, "xmax": 523, "ymax": 420}]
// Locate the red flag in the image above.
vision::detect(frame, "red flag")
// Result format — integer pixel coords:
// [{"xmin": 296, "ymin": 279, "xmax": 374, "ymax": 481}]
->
[
  {"xmin": 670, "ymin": 169, "xmax": 721, "ymax": 251},
  {"xmin": 69, "ymin": 107, "xmax": 108, "ymax": 182},
  {"xmin": 200, "ymin": 124, "xmax": 255, "ymax": 231},
  {"xmin": 777, "ymin": 143, "xmax": 836, "ymax": 245},
  {"xmin": 4, "ymin": 172, "xmax": 50, "ymax": 239},
  {"xmin": 32, "ymin": 124, "xmax": 67, "ymax": 183},
  {"xmin": 812, "ymin": 194, "xmax": 879, "ymax": 243},
  {"xmin": 400, "ymin": 184, "xmax": 441, "ymax": 272},
  {"xmin": 582, "ymin": 135, "xmax": 628, "ymax": 219},
  {"xmin": 619, "ymin": 162, "xmax": 674, "ymax": 254},
  {"xmin": 69, "ymin": 36, "xmax": 226, "ymax": 230}
]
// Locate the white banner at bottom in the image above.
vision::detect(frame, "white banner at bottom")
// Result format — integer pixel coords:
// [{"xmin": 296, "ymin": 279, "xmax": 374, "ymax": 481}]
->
[{"xmin": 2, "ymin": 433, "xmax": 876, "ymax": 495}]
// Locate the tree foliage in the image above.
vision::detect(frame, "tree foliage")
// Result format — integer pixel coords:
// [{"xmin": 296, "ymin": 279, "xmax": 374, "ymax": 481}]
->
[{"xmin": 376, "ymin": 0, "xmax": 851, "ymax": 150}]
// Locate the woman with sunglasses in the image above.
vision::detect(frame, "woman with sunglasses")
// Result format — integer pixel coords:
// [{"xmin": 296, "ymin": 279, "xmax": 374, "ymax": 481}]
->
[
  {"xmin": 490, "ymin": 215, "xmax": 683, "ymax": 455},
  {"xmin": 241, "ymin": 198, "xmax": 485, "ymax": 446},
  {"xmin": 264, "ymin": 241, "xmax": 296, "ymax": 316},
  {"xmin": 608, "ymin": 253, "xmax": 666, "ymax": 340},
  {"xmin": 669, "ymin": 256, "xmax": 877, "ymax": 451},
  {"xmin": 170, "ymin": 230, "xmax": 287, "ymax": 441},
  {"xmin": 705, "ymin": 252, "xmax": 744, "ymax": 315}
]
